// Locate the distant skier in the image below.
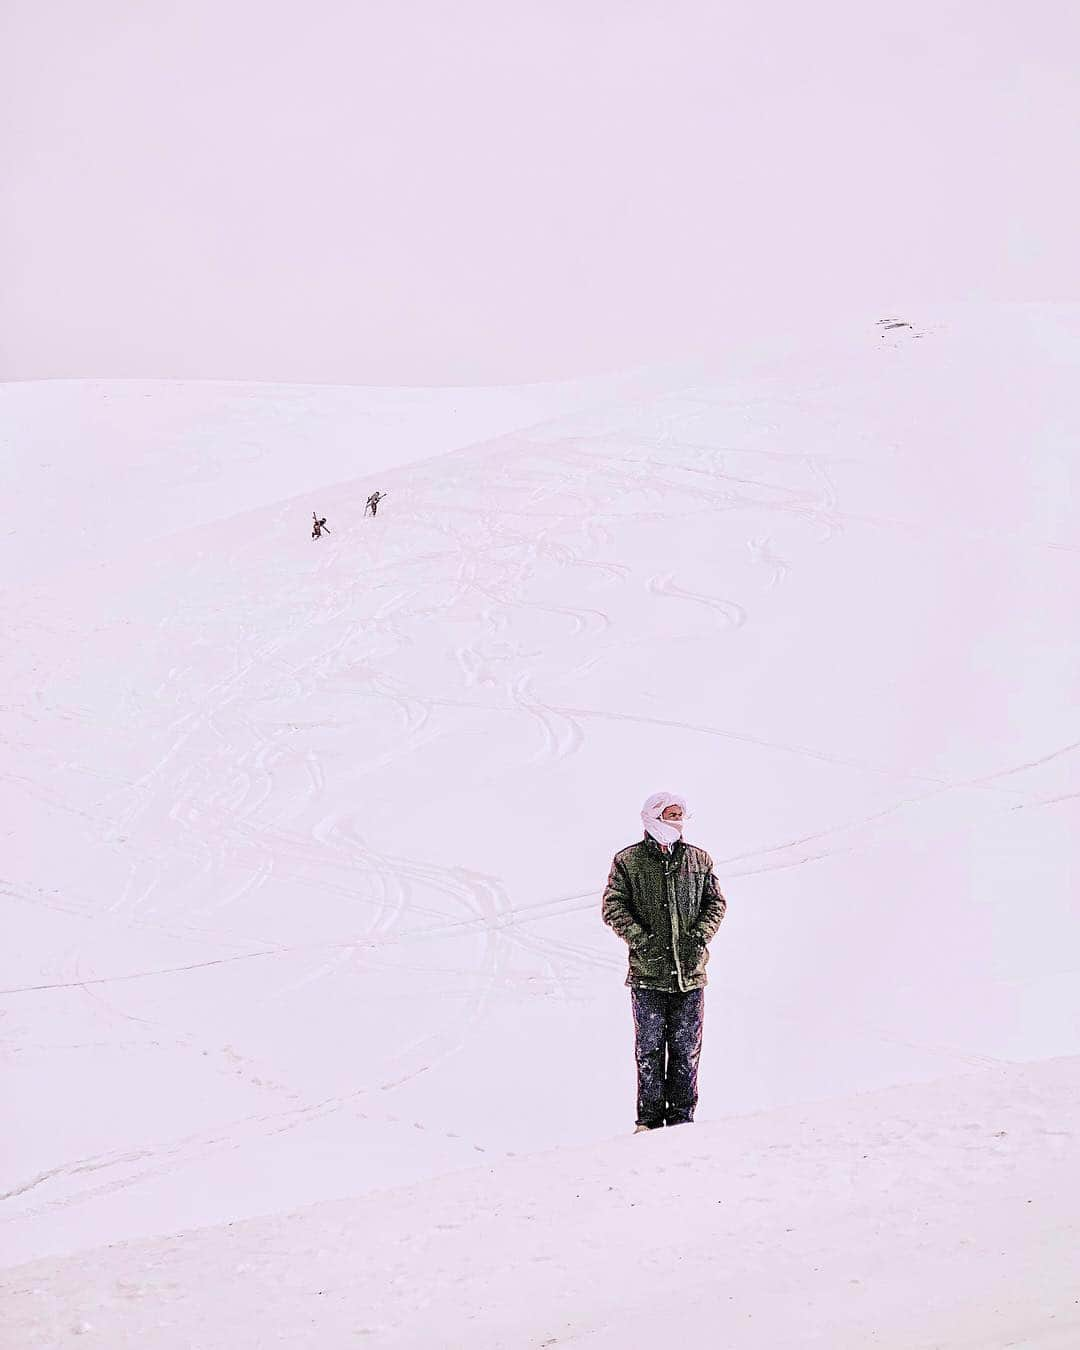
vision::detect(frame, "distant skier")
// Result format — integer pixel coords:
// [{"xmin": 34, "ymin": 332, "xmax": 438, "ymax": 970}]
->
[
  {"xmin": 365, "ymin": 491, "xmax": 386, "ymax": 517},
  {"xmin": 602, "ymin": 792, "xmax": 727, "ymax": 1133},
  {"xmin": 311, "ymin": 513, "xmax": 330, "ymax": 539}
]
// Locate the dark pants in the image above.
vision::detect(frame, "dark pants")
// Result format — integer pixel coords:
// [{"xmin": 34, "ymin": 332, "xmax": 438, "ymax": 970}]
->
[{"xmin": 631, "ymin": 987, "xmax": 705, "ymax": 1128}]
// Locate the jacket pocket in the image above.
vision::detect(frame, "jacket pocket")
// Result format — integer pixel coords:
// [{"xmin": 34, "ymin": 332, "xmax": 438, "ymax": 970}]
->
[
  {"xmin": 631, "ymin": 935, "xmax": 668, "ymax": 977},
  {"xmin": 680, "ymin": 931, "xmax": 708, "ymax": 977}
]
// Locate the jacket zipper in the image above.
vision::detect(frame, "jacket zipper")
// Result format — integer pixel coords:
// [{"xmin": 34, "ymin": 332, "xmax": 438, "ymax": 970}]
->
[{"xmin": 664, "ymin": 856, "xmax": 687, "ymax": 992}]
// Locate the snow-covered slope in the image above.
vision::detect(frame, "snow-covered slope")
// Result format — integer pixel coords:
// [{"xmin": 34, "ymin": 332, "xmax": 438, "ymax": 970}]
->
[
  {"xmin": 3, "ymin": 306, "xmax": 1079, "ymax": 1341},
  {"xmin": 4, "ymin": 1056, "xmax": 1078, "ymax": 1348},
  {"xmin": 0, "ymin": 368, "xmax": 668, "ymax": 583}
]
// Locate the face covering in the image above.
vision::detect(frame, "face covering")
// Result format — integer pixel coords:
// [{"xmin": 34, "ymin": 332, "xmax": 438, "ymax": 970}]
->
[{"xmin": 641, "ymin": 791, "xmax": 687, "ymax": 847}]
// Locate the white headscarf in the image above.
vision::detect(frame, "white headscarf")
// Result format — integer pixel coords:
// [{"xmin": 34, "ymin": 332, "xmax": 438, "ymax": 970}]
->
[{"xmin": 641, "ymin": 791, "xmax": 687, "ymax": 848}]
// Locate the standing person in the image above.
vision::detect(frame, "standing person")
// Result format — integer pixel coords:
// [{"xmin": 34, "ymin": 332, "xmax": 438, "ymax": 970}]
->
[
  {"xmin": 311, "ymin": 513, "xmax": 330, "ymax": 539},
  {"xmin": 602, "ymin": 792, "xmax": 727, "ymax": 1133},
  {"xmin": 365, "ymin": 491, "xmax": 385, "ymax": 517}
]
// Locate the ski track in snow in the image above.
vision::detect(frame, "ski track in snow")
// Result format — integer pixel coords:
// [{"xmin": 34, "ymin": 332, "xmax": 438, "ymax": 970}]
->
[{"xmin": 646, "ymin": 570, "xmax": 747, "ymax": 628}]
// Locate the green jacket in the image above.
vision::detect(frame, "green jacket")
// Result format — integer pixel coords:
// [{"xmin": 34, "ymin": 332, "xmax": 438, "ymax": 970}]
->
[{"xmin": 602, "ymin": 836, "xmax": 727, "ymax": 992}]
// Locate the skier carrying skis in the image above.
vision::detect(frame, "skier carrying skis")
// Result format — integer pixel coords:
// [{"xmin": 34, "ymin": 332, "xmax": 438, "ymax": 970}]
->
[
  {"xmin": 365, "ymin": 491, "xmax": 385, "ymax": 517},
  {"xmin": 311, "ymin": 513, "xmax": 330, "ymax": 539},
  {"xmin": 601, "ymin": 792, "xmax": 727, "ymax": 1132}
]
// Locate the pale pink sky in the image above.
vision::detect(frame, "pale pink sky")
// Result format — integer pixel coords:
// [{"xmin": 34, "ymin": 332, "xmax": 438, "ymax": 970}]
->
[{"xmin": 2, "ymin": 0, "xmax": 1078, "ymax": 384}]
